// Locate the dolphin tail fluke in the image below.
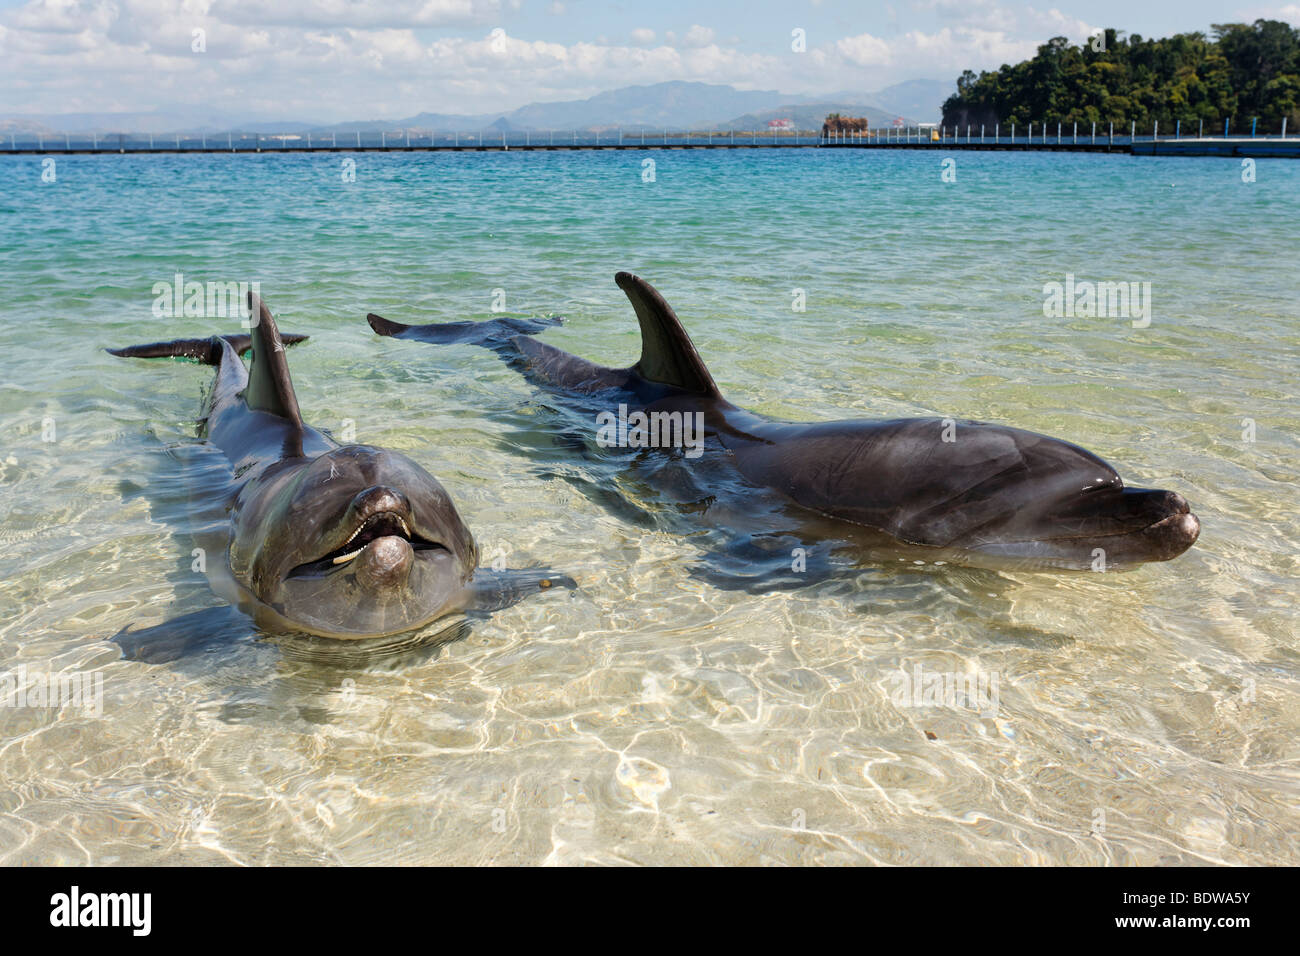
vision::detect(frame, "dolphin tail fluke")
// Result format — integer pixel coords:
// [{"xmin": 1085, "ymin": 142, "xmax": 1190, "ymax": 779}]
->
[
  {"xmin": 367, "ymin": 312, "xmax": 562, "ymax": 348},
  {"xmin": 615, "ymin": 272, "xmax": 722, "ymax": 399},
  {"xmin": 107, "ymin": 332, "xmax": 308, "ymax": 365}
]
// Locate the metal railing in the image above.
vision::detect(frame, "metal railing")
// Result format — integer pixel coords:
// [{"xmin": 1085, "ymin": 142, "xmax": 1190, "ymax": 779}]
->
[
  {"xmin": 819, "ymin": 117, "xmax": 1293, "ymax": 147},
  {"xmin": 7, "ymin": 118, "xmax": 1291, "ymax": 153},
  {"xmin": 3, "ymin": 128, "xmax": 822, "ymax": 153}
]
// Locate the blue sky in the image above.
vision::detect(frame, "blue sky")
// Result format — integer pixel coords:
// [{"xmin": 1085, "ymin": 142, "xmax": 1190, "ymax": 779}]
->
[{"xmin": 1, "ymin": 1, "xmax": 1296, "ymax": 120}]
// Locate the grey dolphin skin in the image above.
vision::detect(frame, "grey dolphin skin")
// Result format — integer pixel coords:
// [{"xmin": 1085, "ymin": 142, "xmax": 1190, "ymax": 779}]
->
[
  {"xmin": 109, "ymin": 291, "xmax": 569, "ymax": 644},
  {"xmin": 368, "ymin": 273, "xmax": 1200, "ymax": 574}
]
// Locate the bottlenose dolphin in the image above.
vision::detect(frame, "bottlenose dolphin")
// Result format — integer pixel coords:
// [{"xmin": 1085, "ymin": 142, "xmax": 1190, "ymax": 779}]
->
[
  {"xmin": 367, "ymin": 273, "xmax": 1200, "ymax": 575},
  {"xmin": 109, "ymin": 291, "xmax": 568, "ymax": 646}
]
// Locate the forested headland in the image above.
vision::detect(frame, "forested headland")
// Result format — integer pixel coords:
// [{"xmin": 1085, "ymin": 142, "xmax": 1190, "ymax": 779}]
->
[{"xmin": 941, "ymin": 20, "xmax": 1300, "ymax": 133}]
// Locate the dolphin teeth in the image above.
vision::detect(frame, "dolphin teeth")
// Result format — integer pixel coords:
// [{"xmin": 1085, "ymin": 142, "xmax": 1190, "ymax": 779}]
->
[{"xmin": 334, "ymin": 513, "xmax": 411, "ymax": 563}]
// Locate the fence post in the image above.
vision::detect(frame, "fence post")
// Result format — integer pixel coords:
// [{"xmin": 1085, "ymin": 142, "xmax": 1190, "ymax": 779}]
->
[
  {"xmin": 1224, "ymin": 117, "xmax": 1229, "ymax": 137},
  {"xmin": 1109, "ymin": 122, "xmax": 1113, "ymax": 145},
  {"xmin": 1251, "ymin": 117, "xmax": 1257, "ymax": 137},
  {"xmin": 1284, "ymin": 117, "xmax": 1289, "ymax": 139},
  {"xmin": 1153, "ymin": 120, "xmax": 1157, "ymax": 141},
  {"xmin": 995, "ymin": 122, "xmax": 999, "ymax": 143},
  {"xmin": 1091, "ymin": 121, "xmax": 1095, "ymax": 144},
  {"xmin": 1011, "ymin": 122, "xmax": 1015, "ymax": 143},
  {"xmin": 1131, "ymin": 120, "xmax": 1136, "ymax": 141},
  {"xmin": 1057, "ymin": 122, "xmax": 1061, "ymax": 144},
  {"xmin": 1028, "ymin": 121, "xmax": 1032, "ymax": 143},
  {"xmin": 356, "ymin": 131, "xmax": 360, "ymax": 147},
  {"xmin": 1199, "ymin": 119, "xmax": 1203, "ymax": 138}
]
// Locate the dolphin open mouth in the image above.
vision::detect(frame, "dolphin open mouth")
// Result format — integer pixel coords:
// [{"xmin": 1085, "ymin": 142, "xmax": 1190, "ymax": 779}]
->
[{"xmin": 286, "ymin": 511, "xmax": 448, "ymax": 579}]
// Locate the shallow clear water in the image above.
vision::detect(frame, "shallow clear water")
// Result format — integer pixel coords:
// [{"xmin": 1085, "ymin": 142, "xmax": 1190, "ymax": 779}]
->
[{"xmin": 1, "ymin": 148, "xmax": 1296, "ymax": 865}]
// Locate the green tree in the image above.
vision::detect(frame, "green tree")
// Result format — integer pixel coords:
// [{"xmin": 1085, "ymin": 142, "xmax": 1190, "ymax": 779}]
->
[{"xmin": 941, "ymin": 20, "xmax": 1299, "ymax": 133}]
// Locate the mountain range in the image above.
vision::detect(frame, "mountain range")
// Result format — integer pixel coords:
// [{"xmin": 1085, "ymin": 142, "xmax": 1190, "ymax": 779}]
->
[{"xmin": 1, "ymin": 79, "xmax": 953, "ymax": 136}]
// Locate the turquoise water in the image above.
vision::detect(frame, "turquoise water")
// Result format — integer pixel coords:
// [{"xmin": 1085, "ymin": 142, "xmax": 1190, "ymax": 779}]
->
[{"xmin": 1, "ymin": 148, "xmax": 1297, "ymax": 864}]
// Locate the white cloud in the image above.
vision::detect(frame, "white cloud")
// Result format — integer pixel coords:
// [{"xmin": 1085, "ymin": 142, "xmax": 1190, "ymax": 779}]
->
[
  {"xmin": 902, "ymin": 26, "xmax": 1035, "ymax": 66},
  {"xmin": 837, "ymin": 32, "xmax": 892, "ymax": 67},
  {"xmin": 12, "ymin": 0, "xmax": 119, "ymax": 33},
  {"xmin": 1238, "ymin": 4, "xmax": 1300, "ymax": 26},
  {"xmin": 1024, "ymin": 7, "xmax": 1097, "ymax": 41},
  {"xmin": 0, "ymin": 0, "xmax": 1082, "ymax": 122},
  {"xmin": 683, "ymin": 25, "xmax": 714, "ymax": 47},
  {"xmin": 210, "ymin": 0, "xmax": 501, "ymax": 29}
]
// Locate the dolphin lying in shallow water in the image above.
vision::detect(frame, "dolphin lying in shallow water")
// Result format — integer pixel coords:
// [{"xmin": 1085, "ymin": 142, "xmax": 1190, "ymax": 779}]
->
[
  {"xmin": 368, "ymin": 273, "xmax": 1200, "ymax": 576},
  {"xmin": 110, "ymin": 291, "xmax": 568, "ymax": 645}
]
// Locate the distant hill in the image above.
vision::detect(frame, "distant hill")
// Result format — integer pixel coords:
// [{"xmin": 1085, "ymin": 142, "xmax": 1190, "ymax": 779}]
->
[
  {"xmin": 504, "ymin": 81, "xmax": 789, "ymax": 130},
  {"xmin": 870, "ymin": 79, "xmax": 953, "ymax": 122},
  {"xmin": 1, "ymin": 79, "xmax": 954, "ymax": 136},
  {"xmin": 0, "ymin": 109, "xmax": 320, "ymax": 135},
  {"xmin": 0, "ymin": 117, "xmax": 57, "ymax": 136},
  {"xmin": 303, "ymin": 82, "xmax": 795, "ymax": 133}
]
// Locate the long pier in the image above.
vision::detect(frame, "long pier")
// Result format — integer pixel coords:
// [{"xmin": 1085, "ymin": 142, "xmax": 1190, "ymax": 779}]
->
[{"xmin": 3, "ymin": 129, "xmax": 1297, "ymax": 158}]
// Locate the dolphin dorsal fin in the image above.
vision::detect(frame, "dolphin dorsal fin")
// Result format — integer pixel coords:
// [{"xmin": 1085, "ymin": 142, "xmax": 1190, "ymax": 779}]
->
[
  {"xmin": 616, "ymin": 272, "xmax": 722, "ymax": 399},
  {"xmin": 245, "ymin": 291, "xmax": 305, "ymax": 429}
]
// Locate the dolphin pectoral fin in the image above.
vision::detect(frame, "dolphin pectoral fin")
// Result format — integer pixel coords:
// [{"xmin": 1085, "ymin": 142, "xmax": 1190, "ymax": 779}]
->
[
  {"xmin": 367, "ymin": 312, "xmax": 562, "ymax": 347},
  {"xmin": 615, "ymin": 272, "xmax": 723, "ymax": 399},
  {"xmin": 462, "ymin": 566, "xmax": 578, "ymax": 614},
  {"xmin": 111, "ymin": 604, "xmax": 254, "ymax": 664},
  {"xmin": 107, "ymin": 333, "xmax": 308, "ymax": 365}
]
